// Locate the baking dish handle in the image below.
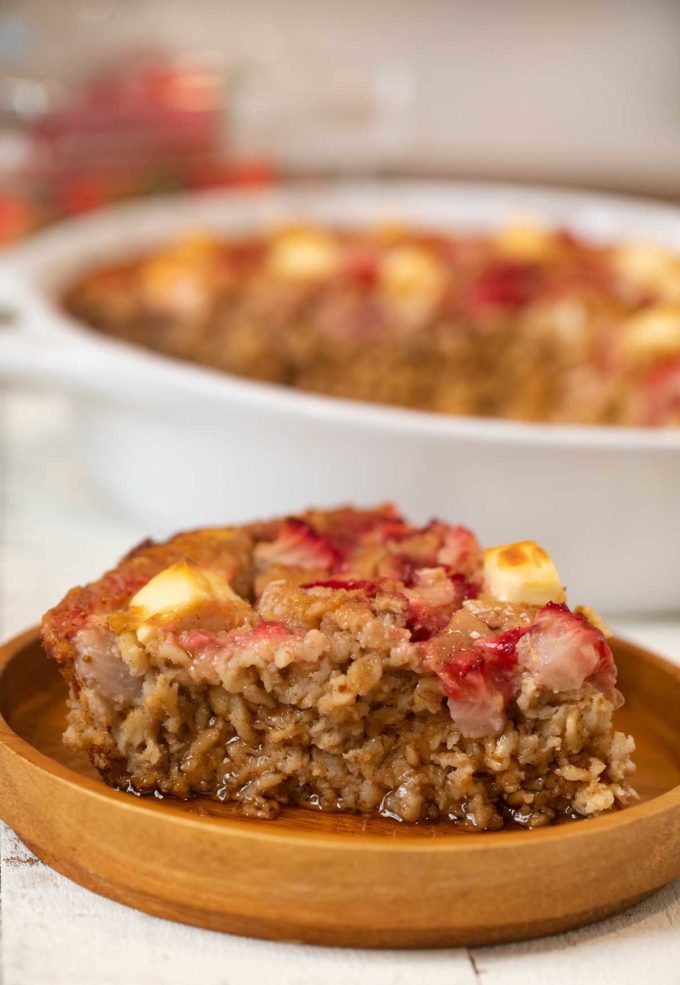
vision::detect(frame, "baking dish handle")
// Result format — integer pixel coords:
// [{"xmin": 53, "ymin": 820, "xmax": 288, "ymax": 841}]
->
[
  {"xmin": 0, "ymin": 319, "xmax": 208, "ymax": 405},
  {"xmin": 0, "ymin": 262, "xmax": 52, "ymax": 337},
  {"xmin": 0, "ymin": 325, "xmax": 99, "ymax": 391},
  {"xmin": 0, "ymin": 262, "xmax": 70, "ymax": 390},
  {"xmin": 0, "ymin": 259, "xmax": 122, "ymax": 391}
]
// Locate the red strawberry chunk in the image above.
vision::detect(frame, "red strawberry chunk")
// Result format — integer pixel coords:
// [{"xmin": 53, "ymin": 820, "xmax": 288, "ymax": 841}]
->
[
  {"xmin": 182, "ymin": 620, "xmax": 294, "ymax": 654},
  {"xmin": 406, "ymin": 601, "xmax": 450, "ymax": 642},
  {"xmin": 436, "ymin": 524, "xmax": 483, "ymax": 578},
  {"xmin": 322, "ymin": 504, "xmax": 408, "ymax": 555},
  {"xmin": 444, "ymin": 674, "xmax": 506, "ymax": 739},
  {"xmin": 372, "ymin": 517, "xmax": 413, "ymax": 544},
  {"xmin": 637, "ymin": 357, "xmax": 680, "ymax": 425},
  {"xmin": 424, "ymin": 624, "xmax": 526, "ymax": 737},
  {"xmin": 516, "ymin": 602, "xmax": 617, "ymax": 696},
  {"xmin": 342, "ymin": 244, "xmax": 380, "ymax": 287},
  {"xmin": 255, "ymin": 519, "xmax": 342, "ymax": 571},
  {"xmin": 422, "ymin": 600, "xmax": 617, "ymax": 738},
  {"xmin": 180, "ymin": 620, "xmax": 299, "ymax": 684},
  {"xmin": 467, "ymin": 261, "xmax": 543, "ymax": 312},
  {"xmin": 405, "ymin": 569, "xmax": 477, "ymax": 642},
  {"xmin": 436, "ymin": 626, "xmax": 525, "ymax": 701}
]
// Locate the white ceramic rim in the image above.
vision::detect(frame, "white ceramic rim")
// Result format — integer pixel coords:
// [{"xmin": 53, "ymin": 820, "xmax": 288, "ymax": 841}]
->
[{"xmin": 4, "ymin": 178, "xmax": 680, "ymax": 451}]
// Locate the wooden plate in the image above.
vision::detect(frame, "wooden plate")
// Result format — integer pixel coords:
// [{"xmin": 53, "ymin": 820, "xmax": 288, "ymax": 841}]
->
[{"xmin": 0, "ymin": 629, "xmax": 678, "ymax": 948}]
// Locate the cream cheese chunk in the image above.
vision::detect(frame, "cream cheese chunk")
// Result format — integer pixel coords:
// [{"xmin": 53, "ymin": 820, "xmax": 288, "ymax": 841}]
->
[
  {"xmin": 483, "ymin": 541, "xmax": 566, "ymax": 606},
  {"xmin": 379, "ymin": 245, "xmax": 446, "ymax": 326},
  {"xmin": 268, "ymin": 228, "xmax": 340, "ymax": 281},
  {"xmin": 614, "ymin": 242, "xmax": 680, "ymax": 301},
  {"xmin": 621, "ymin": 305, "xmax": 680, "ymax": 366},
  {"xmin": 380, "ymin": 245, "xmax": 445, "ymax": 299},
  {"xmin": 494, "ymin": 221, "xmax": 556, "ymax": 262},
  {"xmin": 129, "ymin": 561, "xmax": 240, "ymax": 642}
]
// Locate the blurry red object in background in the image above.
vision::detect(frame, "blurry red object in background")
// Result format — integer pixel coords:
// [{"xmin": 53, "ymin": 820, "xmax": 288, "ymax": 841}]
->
[
  {"xmin": 0, "ymin": 196, "xmax": 37, "ymax": 242},
  {"xmin": 25, "ymin": 56, "xmax": 223, "ymax": 182},
  {"xmin": 0, "ymin": 55, "xmax": 275, "ymax": 244},
  {"xmin": 187, "ymin": 159, "xmax": 275, "ymax": 190}
]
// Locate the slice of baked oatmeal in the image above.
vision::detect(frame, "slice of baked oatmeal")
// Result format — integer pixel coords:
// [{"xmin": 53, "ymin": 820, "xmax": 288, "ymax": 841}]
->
[{"xmin": 41, "ymin": 505, "xmax": 636, "ymax": 829}]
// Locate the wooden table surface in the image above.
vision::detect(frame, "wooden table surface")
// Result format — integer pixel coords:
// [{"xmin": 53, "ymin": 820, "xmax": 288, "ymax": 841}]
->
[{"xmin": 1, "ymin": 389, "xmax": 679, "ymax": 985}]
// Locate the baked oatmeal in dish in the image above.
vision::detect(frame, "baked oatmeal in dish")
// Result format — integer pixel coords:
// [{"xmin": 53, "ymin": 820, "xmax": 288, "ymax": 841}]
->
[
  {"xmin": 42, "ymin": 506, "xmax": 636, "ymax": 829},
  {"xmin": 63, "ymin": 222, "xmax": 680, "ymax": 426}
]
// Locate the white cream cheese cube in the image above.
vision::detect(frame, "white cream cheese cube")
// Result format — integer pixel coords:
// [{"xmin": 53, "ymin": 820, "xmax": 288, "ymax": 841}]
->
[
  {"xmin": 483, "ymin": 541, "xmax": 566, "ymax": 606},
  {"xmin": 268, "ymin": 228, "xmax": 340, "ymax": 281},
  {"xmin": 614, "ymin": 242, "xmax": 680, "ymax": 301},
  {"xmin": 494, "ymin": 221, "xmax": 556, "ymax": 261},
  {"xmin": 130, "ymin": 561, "xmax": 240, "ymax": 642},
  {"xmin": 621, "ymin": 305, "xmax": 680, "ymax": 365},
  {"xmin": 380, "ymin": 245, "xmax": 445, "ymax": 299}
]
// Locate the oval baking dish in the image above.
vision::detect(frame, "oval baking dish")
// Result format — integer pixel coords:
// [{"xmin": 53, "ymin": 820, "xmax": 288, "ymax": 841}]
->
[{"xmin": 1, "ymin": 181, "xmax": 680, "ymax": 613}]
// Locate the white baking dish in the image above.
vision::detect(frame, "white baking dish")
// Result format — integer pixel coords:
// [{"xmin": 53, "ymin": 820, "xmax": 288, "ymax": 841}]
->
[{"xmin": 1, "ymin": 181, "xmax": 680, "ymax": 613}]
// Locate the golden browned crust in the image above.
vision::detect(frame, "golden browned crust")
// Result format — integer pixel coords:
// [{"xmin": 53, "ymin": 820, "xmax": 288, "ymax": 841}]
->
[{"xmin": 40, "ymin": 506, "xmax": 396, "ymax": 670}]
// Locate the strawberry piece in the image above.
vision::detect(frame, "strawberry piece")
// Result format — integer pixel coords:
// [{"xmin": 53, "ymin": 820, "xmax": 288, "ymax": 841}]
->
[
  {"xmin": 466, "ymin": 261, "xmax": 543, "ymax": 312},
  {"xmin": 424, "ymin": 624, "xmax": 527, "ymax": 737},
  {"xmin": 436, "ymin": 626, "xmax": 525, "ymax": 700},
  {"xmin": 436, "ymin": 524, "xmax": 483, "ymax": 578},
  {"xmin": 255, "ymin": 519, "xmax": 342, "ymax": 571},
  {"xmin": 516, "ymin": 602, "xmax": 617, "ymax": 695},
  {"xmin": 431, "ymin": 602, "xmax": 618, "ymax": 737},
  {"xmin": 445, "ymin": 674, "xmax": 506, "ymax": 739},
  {"xmin": 637, "ymin": 357, "xmax": 680, "ymax": 425},
  {"xmin": 406, "ymin": 602, "xmax": 449, "ymax": 642},
  {"xmin": 181, "ymin": 620, "xmax": 293, "ymax": 655},
  {"xmin": 180, "ymin": 620, "xmax": 298, "ymax": 684},
  {"xmin": 377, "ymin": 522, "xmax": 482, "ymax": 588},
  {"xmin": 330, "ymin": 504, "xmax": 409, "ymax": 549},
  {"xmin": 342, "ymin": 245, "xmax": 380, "ymax": 287},
  {"xmin": 371, "ymin": 516, "xmax": 413, "ymax": 545},
  {"xmin": 405, "ymin": 570, "xmax": 477, "ymax": 642}
]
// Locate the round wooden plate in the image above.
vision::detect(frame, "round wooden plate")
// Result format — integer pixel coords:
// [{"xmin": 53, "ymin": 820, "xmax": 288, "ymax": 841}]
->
[{"xmin": 0, "ymin": 629, "xmax": 678, "ymax": 948}]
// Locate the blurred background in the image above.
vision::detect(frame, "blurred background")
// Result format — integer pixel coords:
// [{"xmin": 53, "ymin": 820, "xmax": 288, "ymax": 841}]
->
[{"xmin": 1, "ymin": 0, "xmax": 680, "ymax": 243}]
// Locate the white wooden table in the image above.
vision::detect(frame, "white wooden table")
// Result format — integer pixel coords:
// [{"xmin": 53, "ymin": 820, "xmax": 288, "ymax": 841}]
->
[{"xmin": 1, "ymin": 388, "xmax": 679, "ymax": 985}]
